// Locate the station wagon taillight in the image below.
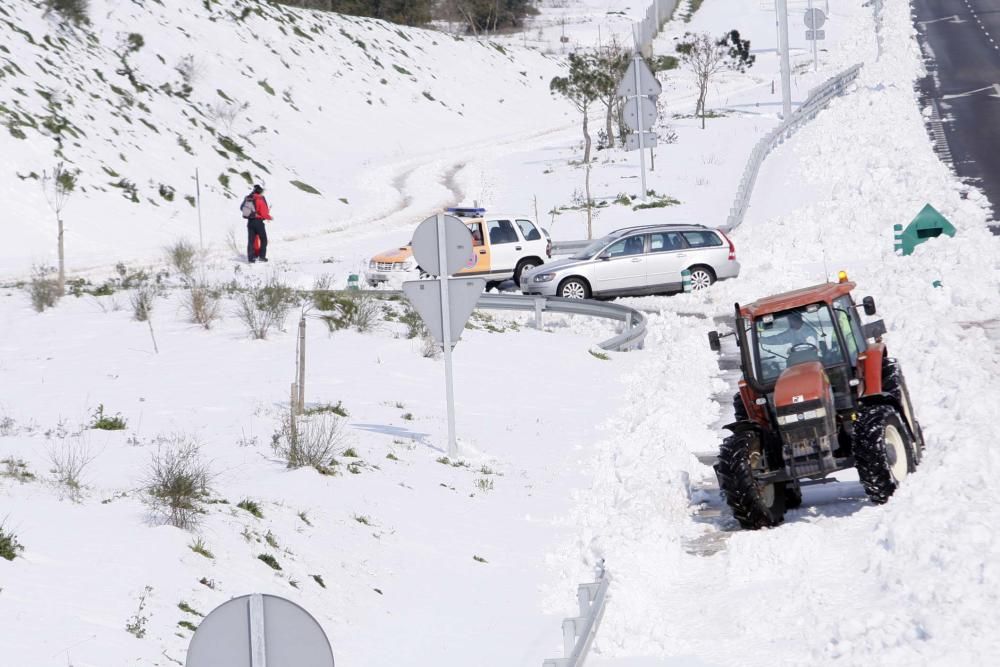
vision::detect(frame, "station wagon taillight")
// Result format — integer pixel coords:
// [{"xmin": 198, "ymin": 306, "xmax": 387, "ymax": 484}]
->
[{"xmin": 719, "ymin": 230, "xmax": 735, "ymax": 261}]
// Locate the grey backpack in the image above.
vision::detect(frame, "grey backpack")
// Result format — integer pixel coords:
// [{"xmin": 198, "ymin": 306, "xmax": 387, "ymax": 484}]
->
[{"xmin": 240, "ymin": 195, "xmax": 255, "ymax": 219}]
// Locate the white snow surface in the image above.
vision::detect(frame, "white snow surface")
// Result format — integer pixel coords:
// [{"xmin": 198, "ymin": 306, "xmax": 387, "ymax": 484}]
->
[{"xmin": 1, "ymin": 0, "xmax": 999, "ymax": 665}]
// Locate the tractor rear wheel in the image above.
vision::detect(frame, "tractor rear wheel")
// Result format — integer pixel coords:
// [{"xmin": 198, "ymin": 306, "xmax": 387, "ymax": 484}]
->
[
  {"xmin": 716, "ymin": 430, "xmax": 786, "ymax": 529},
  {"xmin": 784, "ymin": 484, "xmax": 803, "ymax": 509},
  {"xmin": 854, "ymin": 405, "xmax": 915, "ymax": 504},
  {"xmin": 882, "ymin": 359, "xmax": 924, "ymax": 464},
  {"xmin": 732, "ymin": 393, "xmax": 749, "ymax": 422}
]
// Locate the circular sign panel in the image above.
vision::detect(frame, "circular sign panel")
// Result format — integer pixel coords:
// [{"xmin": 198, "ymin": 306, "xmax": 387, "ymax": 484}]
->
[
  {"xmin": 186, "ymin": 594, "xmax": 334, "ymax": 667},
  {"xmin": 410, "ymin": 214, "xmax": 475, "ymax": 277}
]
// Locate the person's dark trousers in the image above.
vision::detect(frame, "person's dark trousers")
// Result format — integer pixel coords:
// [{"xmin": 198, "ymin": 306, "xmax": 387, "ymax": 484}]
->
[{"xmin": 246, "ymin": 218, "xmax": 268, "ymax": 261}]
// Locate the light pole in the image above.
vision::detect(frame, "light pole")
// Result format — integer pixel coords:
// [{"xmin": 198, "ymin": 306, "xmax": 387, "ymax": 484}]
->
[{"xmin": 776, "ymin": 0, "xmax": 792, "ymax": 118}]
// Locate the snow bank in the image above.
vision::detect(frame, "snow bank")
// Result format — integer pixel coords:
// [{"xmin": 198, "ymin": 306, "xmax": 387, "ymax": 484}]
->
[{"xmin": 556, "ymin": 0, "xmax": 1000, "ymax": 663}]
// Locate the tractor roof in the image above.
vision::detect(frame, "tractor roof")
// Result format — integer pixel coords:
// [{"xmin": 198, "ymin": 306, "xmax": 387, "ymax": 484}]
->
[{"xmin": 740, "ymin": 281, "xmax": 856, "ymax": 319}]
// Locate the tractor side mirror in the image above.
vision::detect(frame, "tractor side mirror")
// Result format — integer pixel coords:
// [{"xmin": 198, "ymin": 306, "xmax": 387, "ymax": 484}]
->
[
  {"xmin": 862, "ymin": 296, "xmax": 876, "ymax": 316},
  {"xmin": 708, "ymin": 330, "xmax": 721, "ymax": 352}
]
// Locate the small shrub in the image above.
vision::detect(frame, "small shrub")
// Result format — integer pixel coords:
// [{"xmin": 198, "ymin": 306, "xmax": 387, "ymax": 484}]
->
[
  {"xmin": 421, "ymin": 335, "xmax": 440, "ymax": 359},
  {"xmin": 130, "ymin": 280, "xmax": 159, "ymax": 322},
  {"xmin": 297, "ymin": 510, "xmax": 312, "ymax": 526},
  {"xmin": 258, "ymin": 553, "xmax": 281, "ymax": 570},
  {"xmin": 401, "ymin": 412, "xmax": 413, "ymax": 421},
  {"xmin": 188, "ymin": 537, "xmax": 214, "ymax": 558},
  {"xmin": 178, "ymin": 601, "xmax": 202, "ymax": 616},
  {"xmin": 311, "ymin": 574, "xmax": 326, "ymax": 588},
  {"xmin": 303, "ymin": 401, "xmax": 348, "ymax": 417},
  {"xmin": 353, "ymin": 514, "xmax": 372, "ymax": 526},
  {"xmin": 0, "ymin": 524, "xmax": 24, "ymax": 561},
  {"xmin": 473, "ymin": 555, "xmax": 488, "ymax": 563},
  {"xmin": 199, "ymin": 577, "xmax": 216, "ymax": 589},
  {"xmin": 183, "ymin": 286, "xmax": 221, "ymax": 329},
  {"xmin": 272, "ymin": 411, "xmax": 347, "ymax": 474},
  {"xmin": 143, "ymin": 438, "xmax": 213, "ymax": 529},
  {"xmin": 44, "ymin": 0, "xmax": 90, "ymax": 27},
  {"xmin": 264, "ymin": 529, "xmax": 279, "ymax": 549},
  {"xmin": 385, "ymin": 452, "xmax": 399, "ymax": 461},
  {"xmin": 89, "ymin": 404, "xmax": 127, "ymax": 430},
  {"xmin": 317, "ymin": 291, "xmax": 382, "ymax": 333},
  {"xmin": 588, "ymin": 349, "xmax": 610, "ymax": 361},
  {"xmin": 166, "ymin": 239, "xmax": 198, "ymax": 278},
  {"xmin": 125, "ymin": 586, "xmax": 152, "ymax": 638},
  {"xmin": 237, "ymin": 498, "xmax": 263, "ymax": 518},
  {"xmin": 2, "ymin": 458, "xmax": 35, "ymax": 482},
  {"xmin": 48, "ymin": 439, "xmax": 95, "ymax": 498},
  {"xmin": 234, "ymin": 275, "xmax": 296, "ymax": 339},
  {"xmin": 178, "ymin": 620, "xmax": 198, "ymax": 632},
  {"xmin": 342, "ymin": 447, "xmax": 358, "ymax": 458},
  {"xmin": 475, "ymin": 477, "xmax": 494, "ymax": 492},
  {"xmin": 28, "ymin": 265, "xmax": 60, "ymax": 312}
]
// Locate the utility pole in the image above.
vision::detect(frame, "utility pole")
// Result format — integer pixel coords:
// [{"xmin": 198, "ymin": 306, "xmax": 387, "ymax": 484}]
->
[
  {"xmin": 776, "ymin": 0, "xmax": 792, "ymax": 118},
  {"xmin": 809, "ymin": 0, "xmax": 818, "ymax": 72}
]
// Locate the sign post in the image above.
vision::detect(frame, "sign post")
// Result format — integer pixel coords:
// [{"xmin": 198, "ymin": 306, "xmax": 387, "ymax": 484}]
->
[
  {"xmin": 804, "ymin": 4, "xmax": 827, "ymax": 72},
  {"xmin": 777, "ymin": 0, "xmax": 792, "ymax": 118},
  {"xmin": 618, "ymin": 26, "xmax": 662, "ymax": 202},
  {"xmin": 404, "ymin": 213, "xmax": 483, "ymax": 459}
]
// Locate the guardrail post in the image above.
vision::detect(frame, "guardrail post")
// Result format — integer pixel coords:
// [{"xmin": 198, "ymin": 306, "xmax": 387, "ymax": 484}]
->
[{"xmin": 534, "ymin": 297, "xmax": 545, "ymax": 330}]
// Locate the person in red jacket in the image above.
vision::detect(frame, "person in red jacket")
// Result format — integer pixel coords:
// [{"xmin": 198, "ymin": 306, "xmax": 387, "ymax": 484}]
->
[{"xmin": 246, "ymin": 184, "xmax": 273, "ymax": 263}]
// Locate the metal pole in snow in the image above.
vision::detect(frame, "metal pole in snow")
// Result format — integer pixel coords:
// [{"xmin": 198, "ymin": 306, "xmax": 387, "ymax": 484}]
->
[
  {"xmin": 633, "ymin": 25, "xmax": 648, "ymax": 202},
  {"xmin": 776, "ymin": 0, "xmax": 793, "ymax": 118},
  {"xmin": 195, "ymin": 168, "xmax": 204, "ymax": 251},
  {"xmin": 297, "ymin": 316, "xmax": 306, "ymax": 414},
  {"xmin": 809, "ymin": 0, "xmax": 817, "ymax": 72},
  {"xmin": 436, "ymin": 213, "xmax": 458, "ymax": 459}
]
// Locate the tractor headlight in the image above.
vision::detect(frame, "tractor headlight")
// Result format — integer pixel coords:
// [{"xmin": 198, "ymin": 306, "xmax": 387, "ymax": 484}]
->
[
  {"xmin": 777, "ymin": 407, "xmax": 827, "ymax": 426},
  {"xmin": 533, "ymin": 272, "xmax": 556, "ymax": 283},
  {"xmin": 369, "ymin": 260, "xmax": 376, "ymax": 269}
]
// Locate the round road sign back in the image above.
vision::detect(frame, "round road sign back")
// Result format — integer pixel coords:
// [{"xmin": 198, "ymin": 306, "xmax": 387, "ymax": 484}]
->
[
  {"xmin": 186, "ymin": 593, "xmax": 334, "ymax": 667},
  {"xmin": 410, "ymin": 213, "xmax": 475, "ymax": 277}
]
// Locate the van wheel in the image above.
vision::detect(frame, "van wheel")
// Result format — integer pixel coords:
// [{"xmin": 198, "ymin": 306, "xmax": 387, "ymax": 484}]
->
[
  {"xmin": 558, "ymin": 278, "xmax": 590, "ymax": 299},
  {"xmin": 514, "ymin": 259, "xmax": 538, "ymax": 288}
]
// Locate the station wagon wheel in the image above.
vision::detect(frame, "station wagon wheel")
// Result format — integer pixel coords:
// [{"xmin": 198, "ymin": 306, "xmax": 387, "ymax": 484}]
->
[
  {"xmin": 558, "ymin": 278, "xmax": 589, "ymax": 299},
  {"xmin": 689, "ymin": 266, "xmax": 715, "ymax": 291}
]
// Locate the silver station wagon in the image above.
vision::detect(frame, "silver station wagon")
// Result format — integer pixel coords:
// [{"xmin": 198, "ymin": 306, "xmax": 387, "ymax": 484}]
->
[{"xmin": 521, "ymin": 224, "xmax": 740, "ymax": 299}]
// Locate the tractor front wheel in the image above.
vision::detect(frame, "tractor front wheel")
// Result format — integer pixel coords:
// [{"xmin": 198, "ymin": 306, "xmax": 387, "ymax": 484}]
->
[
  {"xmin": 854, "ymin": 405, "xmax": 915, "ymax": 504},
  {"xmin": 716, "ymin": 430, "xmax": 786, "ymax": 529}
]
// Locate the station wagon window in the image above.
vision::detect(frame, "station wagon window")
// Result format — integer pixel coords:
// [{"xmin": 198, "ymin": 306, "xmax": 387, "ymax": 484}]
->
[
  {"xmin": 681, "ymin": 231, "xmax": 723, "ymax": 248},
  {"xmin": 604, "ymin": 235, "xmax": 645, "ymax": 257},
  {"xmin": 487, "ymin": 219, "xmax": 519, "ymax": 244},
  {"xmin": 516, "ymin": 219, "xmax": 542, "ymax": 241},
  {"xmin": 467, "ymin": 222, "xmax": 484, "ymax": 246},
  {"xmin": 648, "ymin": 232, "xmax": 685, "ymax": 252}
]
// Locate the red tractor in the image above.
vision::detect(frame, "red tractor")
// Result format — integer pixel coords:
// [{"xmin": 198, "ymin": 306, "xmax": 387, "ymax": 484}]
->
[{"xmin": 707, "ymin": 274, "xmax": 924, "ymax": 529}]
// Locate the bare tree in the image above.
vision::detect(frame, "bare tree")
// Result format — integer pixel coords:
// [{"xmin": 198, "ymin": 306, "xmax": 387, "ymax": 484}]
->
[
  {"xmin": 676, "ymin": 30, "xmax": 755, "ymax": 129},
  {"xmin": 41, "ymin": 163, "xmax": 78, "ymax": 296}
]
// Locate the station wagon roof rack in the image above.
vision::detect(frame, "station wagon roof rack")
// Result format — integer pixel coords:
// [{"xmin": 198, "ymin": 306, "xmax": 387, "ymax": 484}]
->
[{"xmin": 609, "ymin": 223, "xmax": 707, "ymax": 235}]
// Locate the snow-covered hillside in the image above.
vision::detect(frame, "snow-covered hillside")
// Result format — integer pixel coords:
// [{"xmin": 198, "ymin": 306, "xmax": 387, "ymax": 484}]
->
[
  {"xmin": 3, "ymin": 0, "xmax": 999, "ymax": 665},
  {"xmin": 0, "ymin": 0, "xmax": 566, "ymax": 276}
]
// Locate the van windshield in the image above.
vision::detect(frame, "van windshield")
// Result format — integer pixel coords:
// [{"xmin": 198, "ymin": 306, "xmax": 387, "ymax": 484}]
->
[{"xmin": 571, "ymin": 234, "xmax": 616, "ymax": 260}]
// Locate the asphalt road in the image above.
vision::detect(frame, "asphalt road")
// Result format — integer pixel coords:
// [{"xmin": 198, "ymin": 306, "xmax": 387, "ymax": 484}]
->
[{"xmin": 912, "ymin": 0, "xmax": 1000, "ymax": 230}]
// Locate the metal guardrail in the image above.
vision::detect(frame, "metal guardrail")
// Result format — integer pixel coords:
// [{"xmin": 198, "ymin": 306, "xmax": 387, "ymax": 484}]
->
[
  {"xmin": 724, "ymin": 63, "xmax": 864, "ymax": 231},
  {"xmin": 367, "ymin": 290, "xmax": 647, "ymax": 351},
  {"xmin": 481, "ymin": 293, "xmax": 646, "ymax": 351},
  {"xmin": 549, "ymin": 240, "xmax": 590, "ymax": 256},
  {"xmin": 543, "ymin": 562, "xmax": 610, "ymax": 667}
]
